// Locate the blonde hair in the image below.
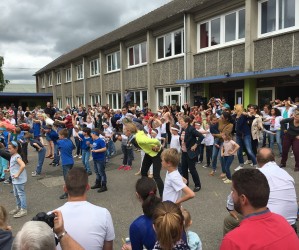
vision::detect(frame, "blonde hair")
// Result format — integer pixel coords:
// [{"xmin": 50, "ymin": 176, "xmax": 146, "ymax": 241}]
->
[
  {"xmin": 123, "ymin": 122, "xmax": 138, "ymax": 134},
  {"xmin": 161, "ymin": 148, "xmax": 180, "ymax": 167},
  {"xmin": 153, "ymin": 202, "xmax": 184, "ymax": 250},
  {"xmin": 222, "ymin": 132, "xmax": 232, "ymax": 140},
  {"xmin": 234, "ymin": 104, "xmax": 244, "ymax": 114},
  {"xmin": 0, "ymin": 206, "xmax": 8, "ymax": 228},
  {"xmin": 182, "ymin": 208, "xmax": 191, "ymax": 228}
]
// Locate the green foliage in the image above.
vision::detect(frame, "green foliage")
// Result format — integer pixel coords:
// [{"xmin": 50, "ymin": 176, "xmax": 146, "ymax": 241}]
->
[{"xmin": 0, "ymin": 56, "xmax": 10, "ymax": 92}]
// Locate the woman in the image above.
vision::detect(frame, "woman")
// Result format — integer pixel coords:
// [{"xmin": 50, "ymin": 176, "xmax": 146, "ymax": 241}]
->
[
  {"xmin": 123, "ymin": 122, "xmax": 164, "ymax": 197},
  {"xmin": 122, "ymin": 177, "xmax": 161, "ymax": 250},
  {"xmin": 248, "ymin": 105, "xmax": 263, "ymax": 155},
  {"xmin": 233, "ymin": 104, "xmax": 257, "ymax": 171},
  {"xmin": 180, "ymin": 116, "xmax": 204, "ymax": 192},
  {"xmin": 269, "ymin": 108, "xmax": 283, "ymax": 156},
  {"xmin": 261, "ymin": 104, "xmax": 271, "ymax": 147},
  {"xmin": 280, "ymin": 108, "xmax": 299, "ymax": 171}
]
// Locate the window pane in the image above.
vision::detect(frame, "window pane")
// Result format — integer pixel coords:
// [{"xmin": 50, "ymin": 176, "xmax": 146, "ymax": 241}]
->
[
  {"xmin": 158, "ymin": 37, "xmax": 164, "ymax": 59},
  {"xmin": 134, "ymin": 45, "xmax": 140, "ymax": 65},
  {"xmin": 211, "ymin": 18, "xmax": 220, "ymax": 46},
  {"xmin": 129, "ymin": 48, "xmax": 134, "ymax": 66},
  {"xmin": 112, "ymin": 54, "xmax": 116, "ymax": 70},
  {"xmin": 279, "ymin": 0, "xmax": 295, "ymax": 29},
  {"xmin": 200, "ymin": 22, "xmax": 209, "ymax": 48},
  {"xmin": 117, "ymin": 94, "xmax": 121, "ymax": 109},
  {"xmin": 238, "ymin": 9, "xmax": 245, "ymax": 39},
  {"xmin": 108, "ymin": 56, "xmax": 112, "ymax": 71},
  {"xmin": 158, "ymin": 89, "xmax": 164, "ymax": 106},
  {"xmin": 141, "ymin": 42, "xmax": 147, "ymax": 63},
  {"xmin": 142, "ymin": 91, "xmax": 147, "ymax": 108},
  {"xmin": 225, "ymin": 12, "xmax": 236, "ymax": 42},
  {"xmin": 135, "ymin": 91, "xmax": 140, "ymax": 106},
  {"xmin": 113, "ymin": 94, "xmax": 117, "ymax": 109},
  {"xmin": 261, "ymin": 0, "xmax": 276, "ymax": 34},
  {"xmin": 165, "ymin": 33, "xmax": 172, "ymax": 57},
  {"xmin": 116, "ymin": 52, "xmax": 120, "ymax": 69},
  {"xmin": 174, "ymin": 31, "xmax": 182, "ymax": 55}
]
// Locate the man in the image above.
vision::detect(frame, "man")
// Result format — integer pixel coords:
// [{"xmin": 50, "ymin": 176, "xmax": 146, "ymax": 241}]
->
[
  {"xmin": 55, "ymin": 167, "xmax": 115, "ymax": 250},
  {"xmin": 123, "ymin": 89, "xmax": 132, "ymax": 107},
  {"xmin": 220, "ymin": 169, "xmax": 299, "ymax": 249},
  {"xmin": 44, "ymin": 102, "xmax": 56, "ymax": 119},
  {"xmin": 223, "ymin": 148, "xmax": 298, "ymax": 235},
  {"xmin": 55, "ymin": 110, "xmax": 74, "ymax": 139}
]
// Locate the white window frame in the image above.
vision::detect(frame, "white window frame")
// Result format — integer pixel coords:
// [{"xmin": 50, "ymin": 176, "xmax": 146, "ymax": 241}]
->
[
  {"xmin": 197, "ymin": 8, "xmax": 245, "ymax": 52},
  {"xmin": 66, "ymin": 97, "xmax": 73, "ymax": 107},
  {"xmin": 107, "ymin": 93, "xmax": 121, "ymax": 109},
  {"xmin": 107, "ymin": 51, "xmax": 120, "ymax": 73},
  {"xmin": 66, "ymin": 68, "xmax": 72, "ymax": 82},
  {"xmin": 235, "ymin": 89, "xmax": 244, "ymax": 105},
  {"xmin": 48, "ymin": 74, "xmax": 52, "ymax": 87},
  {"xmin": 77, "ymin": 96, "xmax": 84, "ymax": 106},
  {"xmin": 156, "ymin": 87, "xmax": 183, "ymax": 107},
  {"xmin": 90, "ymin": 59, "xmax": 99, "ymax": 76},
  {"xmin": 77, "ymin": 64, "xmax": 83, "ymax": 80},
  {"xmin": 56, "ymin": 98, "xmax": 62, "ymax": 109},
  {"xmin": 156, "ymin": 29, "xmax": 184, "ymax": 61},
  {"xmin": 131, "ymin": 90, "xmax": 147, "ymax": 109},
  {"xmin": 90, "ymin": 94, "xmax": 101, "ymax": 105},
  {"xmin": 258, "ymin": 0, "xmax": 299, "ymax": 38},
  {"xmin": 128, "ymin": 42, "xmax": 147, "ymax": 67},
  {"xmin": 256, "ymin": 87, "xmax": 275, "ymax": 106},
  {"xmin": 56, "ymin": 72, "xmax": 61, "ymax": 85},
  {"xmin": 41, "ymin": 76, "xmax": 45, "ymax": 88}
]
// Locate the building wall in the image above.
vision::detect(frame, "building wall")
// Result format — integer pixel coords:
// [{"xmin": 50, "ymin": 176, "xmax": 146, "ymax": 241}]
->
[
  {"xmin": 103, "ymin": 72, "xmax": 121, "ymax": 92},
  {"xmin": 74, "ymin": 80, "xmax": 84, "ymax": 95},
  {"xmin": 123, "ymin": 66, "xmax": 147, "ymax": 89},
  {"xmin": 86, "ymin": 76, "xmax": 101, "ymax": 93}
]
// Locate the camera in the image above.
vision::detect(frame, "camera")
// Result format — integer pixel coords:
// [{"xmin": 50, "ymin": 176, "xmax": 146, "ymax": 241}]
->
[{"xmin": 32, "ymin": 212, "xmax": 55, "ymax": 229}]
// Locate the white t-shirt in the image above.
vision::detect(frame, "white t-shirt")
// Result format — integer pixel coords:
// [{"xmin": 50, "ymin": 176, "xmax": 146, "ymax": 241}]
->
[
  {"xmin": 170, "ymin": 134, "xmax": 181, "ymax": 153},
  {"xmin": 56, "ymin": 201, "xmax": 115, "ymax": 250},
  {"xmin": 163, "ymin": 170, "xmax": 186, "ymax": 203}
]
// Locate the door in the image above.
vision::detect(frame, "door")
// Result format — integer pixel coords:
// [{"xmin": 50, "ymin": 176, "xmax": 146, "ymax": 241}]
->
[
  {"xmin": 256, "ymin": 87, "xmax": 275, "ymax": 108},
  {"xmin": 165, "ymin": 93, "xmax": 181, "ymax": 106},
  {"xmin": 235, "ymin": 89, "xmax": 243, "ymax": 105}
]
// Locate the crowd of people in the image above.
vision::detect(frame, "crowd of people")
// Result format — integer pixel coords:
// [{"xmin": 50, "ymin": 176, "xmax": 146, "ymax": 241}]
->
[{"xmin": 0, "ymin": 96, "xmax": 299, "ymax": 249}]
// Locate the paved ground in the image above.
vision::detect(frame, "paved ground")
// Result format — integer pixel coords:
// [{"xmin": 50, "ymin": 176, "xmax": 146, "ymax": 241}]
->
[{"xmin": 1, "ymin": 143, "xmax": 298, "ymax": 249}]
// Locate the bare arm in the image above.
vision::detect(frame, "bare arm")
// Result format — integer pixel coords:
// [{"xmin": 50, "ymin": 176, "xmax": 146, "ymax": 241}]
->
[
  {"xmin": 103, "ymin": 240, "xmax": 113, "ymax": 250},
  {"xmin": 176, "ymin": 186, "xmax": 195, "ymax": 205}
]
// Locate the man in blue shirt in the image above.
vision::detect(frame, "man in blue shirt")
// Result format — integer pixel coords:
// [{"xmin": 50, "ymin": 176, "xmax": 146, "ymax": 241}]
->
[{"xmin": 90, "ymin": 128, "xmax": 107, "ymax": 193}]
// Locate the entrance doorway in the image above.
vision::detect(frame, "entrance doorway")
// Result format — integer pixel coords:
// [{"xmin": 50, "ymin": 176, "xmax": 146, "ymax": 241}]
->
[
  {"xmin": 276, "ymin": 86, "xmax": 299, "ymax": 101},
  {"xmin": 256, "ymin": 87, "xmax": 275, "ymax": 108},
  {"xmin": 235, "ymin": 89, "xmax": 244, "ymax": 105}
]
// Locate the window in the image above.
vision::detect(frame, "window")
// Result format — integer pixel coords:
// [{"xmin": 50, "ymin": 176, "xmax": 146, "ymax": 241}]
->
[
  {"xmin": 107, "ymin": 93, "xmax": 121, "ymax": 109},
  {"xmin": 131, "ymin": 90, "xmax": 147, "ymax": 108},
  {"xmin": 259, "ymin": 0, "xmax": 297, "ymax": 35},
  {"xmin": 157, "ymin": 29, "xmax": 184, "ymax": 60},
  {"xmin": 66, "ymin": 97, "xmax": 72, "ymax": 106},
  {"xmin": 48, "ymin": 74, "xmax": 52, "ymax": 87},
  {"xmin": 77, "ymin": 64, "xmax": 83, "ymax": 80},
  {"xmin": 56, "ymin": 72, "xmax": 61, "ymax": 85},
  {"xmin": 41, "ymin": 76, "xmax": 45, "ymax": 88},
  {"xmin": 66, "ymin": 68, "xmax": 71, "ymax": 82},
  {"xmin": 77, "ymin": 96, "xmax": 84, "ymax": 106},
  {"xmin": 198, "ymin": 8, "xmax": 245, "ymax": 50},
  {"xmin": 90, "ymin": 94, "xmax": 101, "ymax": 105},
  {"xmin": 56, "ymin": 98, "xmax": 62, "ymax": 109},
  {"xmin": 107, "ymin": 51, "xmax": 120, "ymax": 72},
  {"xmin": 90, "ymin": 59, "xmax": 99, "ymax": 76},
  {"xmin": 128, "ymin": 42, "xmax": 147, "ymax": 67}
]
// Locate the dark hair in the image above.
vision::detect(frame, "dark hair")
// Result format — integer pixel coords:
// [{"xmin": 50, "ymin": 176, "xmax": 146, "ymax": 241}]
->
[
  {"xmin": 271, "ymin": 108, "xmax": 281, "ymax": 117},
  {"xmin": 232, "ymin": 169, "xmax": 270, "ymax": 209},
  {"xmin": 9, "ymin": 141, "xmax": 22, "ymax": 154},
  {"xmin": 182, "ymin": 115, "xmax": 192, "ymax": 124},
  {"xmin": 82, "ymin": 127, "xmax": 91, "ymax": 136},
  {"xmin": 136, "ymin": 177, "xmax": 161, "ymax": 218},
  {"xmin": 256, "ymin": 148, "xmax": 275, "ymax": 166},
  {"xmin": 65, "ymin": 167, "xmax": 88, "ymax": 197},
  {"xmin": 222, "ymin": 111, "xmax": 232, "ymax": 122}
]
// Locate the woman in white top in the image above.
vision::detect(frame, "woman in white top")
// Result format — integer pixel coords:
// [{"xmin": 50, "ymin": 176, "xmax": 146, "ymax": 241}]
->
[{"xmin": 269, "ymin": 108, "xmax": 283, "ymax": 156}]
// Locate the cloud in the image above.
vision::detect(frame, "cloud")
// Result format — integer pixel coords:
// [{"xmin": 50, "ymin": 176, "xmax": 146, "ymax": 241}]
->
[{"xmin": 0, "ymin": 0, "xmax": 171, "ymax": 84}]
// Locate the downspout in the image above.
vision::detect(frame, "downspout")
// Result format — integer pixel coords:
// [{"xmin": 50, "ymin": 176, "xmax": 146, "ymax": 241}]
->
[
  {"xmin": 183, "ymin": 13, "xmax": 188, "ymax": 103},
  {"xmin": 83, "ymin": 58, "xmax": 86, "ymax": 106}
]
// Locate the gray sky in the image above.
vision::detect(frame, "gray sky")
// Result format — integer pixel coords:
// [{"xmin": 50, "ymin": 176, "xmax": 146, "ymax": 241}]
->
[{"xmin": 0, "ymin": 0, "xmax": 171, "ymax": 85}]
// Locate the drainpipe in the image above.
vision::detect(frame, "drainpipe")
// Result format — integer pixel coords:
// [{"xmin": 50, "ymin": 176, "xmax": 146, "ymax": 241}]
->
[{"xmin": 184, "ymin": 13, "xmax": 187, "ymax": 104}]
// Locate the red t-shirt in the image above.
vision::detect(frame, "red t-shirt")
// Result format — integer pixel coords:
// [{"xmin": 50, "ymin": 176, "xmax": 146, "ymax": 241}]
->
[
  {"xmin": 64, "ymin": 115, "xmax": 73, "ymax": 129},
  {"xmin": 220, "ymin": 210, "xmax": 299, "ymax": 250}
]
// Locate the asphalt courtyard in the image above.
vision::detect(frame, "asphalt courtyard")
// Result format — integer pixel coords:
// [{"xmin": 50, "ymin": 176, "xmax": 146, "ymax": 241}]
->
[{"xmin": 1, "ymin": 143, "xmax": 298, "ymax": 249}]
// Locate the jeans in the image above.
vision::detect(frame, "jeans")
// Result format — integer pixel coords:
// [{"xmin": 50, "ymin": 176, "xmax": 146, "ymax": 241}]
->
[
  {"xmin": 62, "ymin": 164, "xmax": 73, "ymax": 180},
  {"xmin": 262, "ymin": 125, "xmax": 270, "ymax": 147},
  {"xmin": 53, "ymin": 144, "xmax": 60, "ymax": 164},
  {"xmin": 198, "ymin": 144, "xmax": 205, "ymax": 162},
  {"xmin": 13, "ymin": 183, "xmax": 27, "ymax": 209},
  {"xmin": 212, "ymin": 142, "xmax": 224, "ymax": 172},
  {"xmin": 269, "ymin": 130, "xmax": 282, "ymax": 155},
  {"xmin": 205, "ymin": 145, "xmax": 213, "ymax": 165},
  {"xmin": 121, "ymin": 145, "xmax": 134, "ymax": 166},
  {"xmin": 82, "ymin": 149, "xmax": 91, "ymax": 172},
  {"xmin": 223, "ymin": 155, "xmax": 234, "ymax": 179},
  {"xmin": 236, "ymin": 134, "xmax": 257, "ymax": 165},
  {"xmin": 107, "ymin": 140, "xmax": 116, "ymax": 157},
  {"xmin": 74, "ymin": 137, "xmax": 81, "ymax": 156},
  {"xmin": 141, "ymin": 151, "xmax": 164, "ymax": 197},
  {"xmin": 21, "ymin": 142, "xmax": 28, "ymax": 163},
  {"xmin": 67, "ymin": 128, "xmax": 72, "ymax": 139},
  {"xmin": 181, "ymin": 152, "xmax": 201, "ymax": 188},
  {"xmin": 36, "ymin": 147, "xmax": 46, "ymax": 174},
  {"xmin": 93, "ymin": 159, "xmax": 106, "ymax": 185},
  {"xmin": 0, "ymin": 157, "xmax": 8, "ymax": 178},
  {"xmin": 281, "ymin": 134, "xmax": 299, "ymax": 170}
]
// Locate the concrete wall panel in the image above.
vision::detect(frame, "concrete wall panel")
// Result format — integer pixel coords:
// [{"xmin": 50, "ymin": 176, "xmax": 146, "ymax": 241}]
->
[
  {"xmin": 218, "ymin": 47, "xmax": 232, "ymax": 75},
  {"xmin": 64, "ymin": 83, "xmax": 72, "ymax": 96},
  {"xmin": 272, "ymin": 34, "xmax": 293, "ymax": 68},
  {"xmin": 124, "ymin": 66, "xmax": 147, "ymax": 90},
  {"xmin": 103, "ymin": 72, "xmax": 120, "ymax": 92},
  {"xmin": 293, "ymin": 32, "xmax": 299, "ymax": 66},
  {"xmin": 55, "ymin": 85, "xmax": 62, "ymax": 95},
  {"xmin": 254, "ymin": 39, "xmax": 272, "ymax": 71},
  {"xmin": 86, "ymin": 76, "xmax": 101, "ymax": 93},
  {"xmin": 233, "ymin": 45, "xmax": 245, "ymax": 73},
  {"xmin": 194, "ymin": 54, "xmax": 205, "ymax": 78},
  {"xmin": 205, "ymin": 51, "xmax": 218, "ymax": 76},
  {"xmin": 74, "ymin": 80, "xmax": 84, "ymax": 95}
]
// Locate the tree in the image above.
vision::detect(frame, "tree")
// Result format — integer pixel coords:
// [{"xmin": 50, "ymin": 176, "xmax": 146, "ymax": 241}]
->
[{"xmin": 0, "ymin": 56, "xmax": 10, "ymax": 92}]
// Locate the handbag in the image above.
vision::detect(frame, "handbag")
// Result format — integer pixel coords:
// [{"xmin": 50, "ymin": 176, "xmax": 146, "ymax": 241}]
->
[{"xmin": 187, "ymin": 147, "xmax": 200, "ymax": 159}]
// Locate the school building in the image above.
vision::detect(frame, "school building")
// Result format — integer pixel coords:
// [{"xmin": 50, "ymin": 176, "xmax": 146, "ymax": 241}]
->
[{"xmin": 35, "ymin": 0, "xmax": 299, "ymax": 110}]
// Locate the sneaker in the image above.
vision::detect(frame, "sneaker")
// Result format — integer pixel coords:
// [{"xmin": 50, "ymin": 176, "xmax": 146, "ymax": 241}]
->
[
  {"xmin": 202, "ymin": 164, "xmax": 210, "ymax": 168},
  {"xmin": 49, "ymin": 162, "xmax": 54, "ymax": 166},
  {"xmin": 244, "ymin": 160, "xmax": 252, "ymax": 165},
  {"xmin": 209, "ymin": 170, "xmax": 216, "ymax": 176},
  {"xmin": 197, "ymin": 161, "xmax": 202, "ymax": 164},
  {"xmin": 13, "ymin": 208, "xmax": 27, "ymax": 218},
  {"xmin": 234, "ymin": 165, "xmax": 244, "ymax": 171},
  {"xmin": 253, "ymin": 165, "xmax": 258, "ymax": 169},
  {"xmin": 222, "ymin": 177, "xmax": 228, "ymax": 181},
  {"xmin": 219, "ymin": 173, "xmax": 226, "ymax": 179},
  {"xmin": 9, "ymin": 207, "xmax": 20, "ymax": 215},
  {"xmin": 223, "ymin": 179, "xmax": 232, "ymax": 184},
  {"xmin": 148, "ymin": 174, "xmax": 153, "ymax": 178},
  {"xmin": 135, "ymin": 170, "xmax": 141, "ymax": 176},
  {"xmin": 97, "ymin": 186, "xmax": 108, "ymax": 193},
  {"xmin": 124, "ymin": 166, "xmax": 132, "ymax": 171},
  {"xmin": 59, "ymin": 193, "xmax": 68, "ymax": 199},
  {"xmin": 118, "ymin": 165, "xmax": 125, "ymax": 170},
  {"xmin": 31, "ymin": 171, "xmax": 41, "ymax": 177},
  {"xmin": 74, "ymin": 154, "xmax": 78, "ymax": 158},
  {"xmin": 193, "ymin": 186, "xmax": 201, "ymax": 192},
  {"xmin": 54, "ymin": 163, "xmax": 59, "ymax": 167},
  {"xmin": 3, "ymin": 179, "xmax": 11, "ymax": 184},
  {"xmin": 78, "ymin": 156, "xmax": 82, "ymax": 159}
]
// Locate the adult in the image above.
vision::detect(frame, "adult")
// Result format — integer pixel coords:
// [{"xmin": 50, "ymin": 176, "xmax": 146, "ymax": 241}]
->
[
  {"xmin": 280, "ymin": 108, "xmax": 299, "ymax": 171},
  {"xmin": 44, "ymin": 102, "xmax": 56, "ymax": 120},
  {"xmin": 273, "ymin": 99, "xmax": 297, "ymax": 120},
  {"xmin": 55, "ymin": 167, "xmax": 115, "ymax": 250},
  {"xmin": 233, "ymin": 104, "xmax": 257, "ymax": 171},
  {"xmin": 268, "ymin": 108, "xmax": 283, "ymax": 156},
  {"xmin": 223, "ymin": 148, "xmax": 298, "ymax": 235},
  {"xmin": 180, "ymin": 115, "xmax": 204, "ymax": 192},
  {"xmin": 261, "ymin": 104, "xmax": 271, "ymax": 147},
  {"xmin": 122, "ymin": 177, "xmax": 161, "ymax": 250},
  {"xmin": 123, "ymin": 122, "xmax": 164, "ymax": 197},
  {"xmin": 248, "ymin": 105, "xmax": 263, "ymax": 155},
  {"xmin": 220, "ymin": 169, "xmax": 299, "ymax": 249},
  {"xmin": 55, "ymin": 110, "xmax": 74, "ymax": 139},
  {"xmin": 124, "ymin": 89, "xmax": 132, "ymax": 107}
]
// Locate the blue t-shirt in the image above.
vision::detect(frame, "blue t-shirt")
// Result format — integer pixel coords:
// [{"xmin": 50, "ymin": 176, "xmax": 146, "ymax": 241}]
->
[
  {"xmin": 0, "ymin": 131, "xmax": 9, "ymax": 147},
  {"xmin": 17, "ymin": 131, "xmax": 26, "ymax": 142},
  {"xmin": 79, "ymin": 134, "xmax": 93, "ymax": 151},
  {"xmin": 130, "ymin": 215, "xmax": 156, "ymax": 250},
  {"xmin": 57, "ymin": 139, "xmax": 75, "ymax": 165},
  {"xmin": 91, "ymin": 137, "xmax": 106, "ymax": 161},
  {"xmin": 33, "ymin": 122, "xmax": 41, "ymax": 137},
  {"xmin": 47, "ymin": 130, "xmax": 59, "ymax": 144}
]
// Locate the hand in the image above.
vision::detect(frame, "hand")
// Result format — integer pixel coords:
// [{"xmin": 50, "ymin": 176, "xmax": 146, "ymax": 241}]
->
[
  {"xmin": 4, "ymin": 169, "xmax": 10, "ymax": 173},
  {"xmin": 86, "ymin": 141, "xmax": 90, "ymax": 145},
  {"xmin": 12, "ymin": 174, "xmax": 19, "ymax": 179},
  {"xmin": 152, "ymin": 146, "xmax": 160, "ymax": 152},
  {"xmin": 296, "ymin": 135, "xmax": 299, "ymax": 140},
  {"xmin": 228, "ymin": 149, "xmax": 234, "ymax": 155},
  {"xmin": 52, "ymin": 210, "xmax": 65, "ymax": 236},
  {"xmin": 191, "ymin": 145, "xmax": 197, "ymax": 151},
  {"xmin": 229, "ymin": 210, "xmax": 240, "ymax": 221},
  {"xmin": 121, "ymin": 243, "xmax": 132, "ymax": 250}
]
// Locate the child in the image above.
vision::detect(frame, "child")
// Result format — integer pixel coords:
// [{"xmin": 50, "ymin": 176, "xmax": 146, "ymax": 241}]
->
[
  {"xmin": 44, "ymin": 125, "xmax": 60, "ymax": 167},
  {"xmin": 0, "ymin": 128, "xmax": 9, "ymax": 182},
  {"xmin": 103, "ymin": 122, "xmax": 116, "ymax": 160},
  {"xmin": 221, "ymin": 132, "xmax": 240, "ymax": 184},
  {"xmin": 0, "ymin": 206, "xmax": 13, "ymax": 248},
  {"xmin": 90, "ymin": 128, "xmax": 108, "ymax": 193},
  {"xmin": 182, "ymin": 208, "xmax": 202, "ymax": 250},
  {"xmin": 200, "ymin": 123, "xmax": 214, "ymax": 168},
  {"xmin": 15, "ymin": 127, "xmax": 28, "ymax": 164},
  {"xmin": 24, "ymin": 133, "xmax": 46, "ymax": 177},
  {"xmin": 57, "ymin": 129, "xmax": 75, "ymax": 199},
  {"xmin": 153, "ymin": 201, "xmax": 190, "ymax": 249},
  {"xmin": 79, "ymin": 127, "xmax": 93, "ymax": 175},
  {"xmin": 117, "ymin": 132, "xmax": 134, "ymax": 171},
  {"xmin": 169, "ymin": 125, "xmax": 181, "ymax": 153},
  {"xmin": 161, "ymin": 148, "xmax": 195, "ymax": 204},
  {"xmin": 73, "ymin": 125, "xmax": 82, "ymax": 158},
  {"xmin": 7, "ymin": 141, "xmax": 27, "ymax": 218},
  {"xmin": 195, "ymin": 122, "xmax": 205, "ymax": 164}
]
